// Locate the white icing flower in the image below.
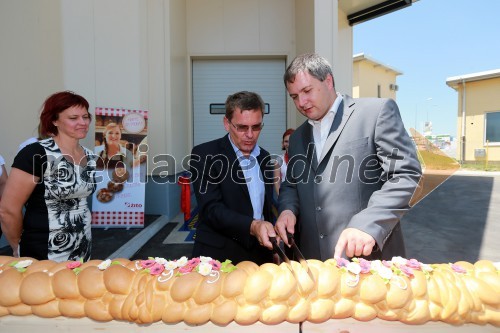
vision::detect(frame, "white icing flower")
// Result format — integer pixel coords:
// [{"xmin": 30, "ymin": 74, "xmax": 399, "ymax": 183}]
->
[
  {"xmin": 371, "ymin": 260, "xmax": 382, "ymax": 270},
  {"xmin": 346, "ymin": 262, "xmax": 361, "ymax": 275},
  {"xmin": 197, "ymin": 262, "xmax": 213, "ymax": 276},
  {"xmin": 199, "ymin": 256, "xmax": 213, "ymax": 263},
  {"xmin": 14, "ymin": 260, "xmax": 33, "ymax": 269},
  {"xmin": 374, "ymin": 264, "xmax": 393, "ymax": 280},
  {"xmin": 98, "ymin": 259, "xmax": 112, "ymax": 270},
  {"xmin": 176, "ymin": 256, "xmax": 188, "ymax": 267},
  {"xmin": 421, "ymin": 263, "xmax": 434, "ymax": 273},
  {"xmin": 164, "ymin": 260, "xmax": 178, "ymax": 271},
  {"xmin": 391, "ymin": 256, "xmax": 407, "ymax": 266},
  {"xmin": 154, "ymin": 257, "xmax": 168, "ymax": 266}
]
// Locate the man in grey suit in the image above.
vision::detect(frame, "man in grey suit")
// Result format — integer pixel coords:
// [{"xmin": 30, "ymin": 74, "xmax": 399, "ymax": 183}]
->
[{"xmin": 275, "ymin": 53, "xmax": 422, "ymax": 261}]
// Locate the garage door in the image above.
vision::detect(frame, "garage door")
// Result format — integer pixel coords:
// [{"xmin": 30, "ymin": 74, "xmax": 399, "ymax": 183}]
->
[{"xmin": 192, "ymin": 59, "xmax": 286, "ymax": 156}]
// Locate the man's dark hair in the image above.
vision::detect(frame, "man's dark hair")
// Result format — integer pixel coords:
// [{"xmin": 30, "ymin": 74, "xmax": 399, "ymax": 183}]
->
[{"xmin": 225, "ymin": 91, "xmax": 265, "ymax": 120}]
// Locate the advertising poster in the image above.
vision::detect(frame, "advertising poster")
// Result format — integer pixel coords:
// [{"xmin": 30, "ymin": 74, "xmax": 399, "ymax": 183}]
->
[{"xmin": 91, "ymin": 107, "xmax": 148, "ymax": 228}]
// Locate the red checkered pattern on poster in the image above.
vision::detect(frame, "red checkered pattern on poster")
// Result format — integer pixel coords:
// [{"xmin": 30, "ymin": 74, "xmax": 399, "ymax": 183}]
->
[
  {"xmin": 92, "ymin": 211, "xmax": 145, "ymax": 226},
  {"xmin": 95, "ymin": 107, "xmax": 148, "ymax": 118}
]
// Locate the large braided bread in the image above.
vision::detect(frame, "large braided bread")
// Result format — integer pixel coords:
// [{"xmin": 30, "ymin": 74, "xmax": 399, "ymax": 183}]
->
[{"xmin": 0, "ymin": 255, "xmax": 498, "ymax": 326}]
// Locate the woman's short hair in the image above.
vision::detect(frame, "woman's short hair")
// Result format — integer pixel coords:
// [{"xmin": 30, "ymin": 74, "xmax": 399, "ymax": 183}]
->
[
  {"xmin": 282, "ymin": 128, "xmax": 295, "ymax": 140},
  {"xmin": 39, "ymin": 91, "xmax": 90, "ymax": 137},
  {"xmin": 282, "ymin": 128, "xmax": 295, "ymax": 150}
]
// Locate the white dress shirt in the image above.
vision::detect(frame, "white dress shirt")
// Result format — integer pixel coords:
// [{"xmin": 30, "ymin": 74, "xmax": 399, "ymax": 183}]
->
[
  {"xmin": 228, "ymin": 136, "xmax": 265, "ymax": 220},
  {"xmin": 308, "ymin": 93, "xmax": 343, "ymax": 162}
]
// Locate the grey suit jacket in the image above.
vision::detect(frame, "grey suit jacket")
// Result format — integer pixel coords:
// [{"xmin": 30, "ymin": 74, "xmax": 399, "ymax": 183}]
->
[{"xmin": 279, "ymin": 95, "xmax": 422, "ymax": 261}]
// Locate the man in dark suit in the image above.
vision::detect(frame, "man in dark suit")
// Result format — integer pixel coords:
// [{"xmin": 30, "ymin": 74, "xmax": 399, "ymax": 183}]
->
[
  {"xmin": 275, "ymin": 53, "xmax": 422, "ymax": 261},
  {"xmin": 189, "ymin": 91, "xmax": 276, "ymax": 265}
]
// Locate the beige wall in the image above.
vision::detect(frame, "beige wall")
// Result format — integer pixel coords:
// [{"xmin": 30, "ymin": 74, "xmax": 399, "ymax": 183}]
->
[
  {"xmin": 0, "ymin": 0, "xmax": 355, "ymax": 173},
  {"xmin": 292, "ymin": 0, "xmax": 353, "ymax": 127},
  {"xmin": 167, "ymin": 0, "xmax": 189, "ymax": 170},
  {"xmin": 186, "ymin": 0, "xmax": 300, "ymax": 128},
  {"xmin": 59, "ymin": 0, "xmax": 182, "ymax": 174},
  {"xmin": 336, "ymin": 9, "xmax": 353, "ymax": 96},
  {"xmin": 457, "ymin": 77, "xmax": 500, "ymax": 162},
  {"xmin": 186, "ymin": 0, "xmax": 294, "ymax": 56},
  {"xmin": 0, "ymin": 0, "xmax": 64, "ymax": 165},
  {"xmin": 352, "ymin": 59, "xmax": 399, "ymax": 100}
]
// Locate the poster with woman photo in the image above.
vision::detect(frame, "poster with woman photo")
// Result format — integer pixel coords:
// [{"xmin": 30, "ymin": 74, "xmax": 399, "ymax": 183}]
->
[{"xmin": 91, "ymin": 107, "xmax": 148, "ymax": 228}]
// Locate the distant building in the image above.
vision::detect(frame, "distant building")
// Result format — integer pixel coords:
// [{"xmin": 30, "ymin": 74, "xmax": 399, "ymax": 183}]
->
[
  {"xmin": 447, "ymin": 69, "xmax": 500, "ymax": 163},
  {"xmin": 352, "ymin": 53, "xmax": 402, "ymax": 100}
]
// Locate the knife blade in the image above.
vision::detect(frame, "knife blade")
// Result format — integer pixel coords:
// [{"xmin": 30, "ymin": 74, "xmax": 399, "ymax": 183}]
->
[
  {"xmin": 270, "ymin": 236, "xmax": 310, "ymax": 294},
  {"xmin": 269, "ymin": 236, "xmax": 291, "ymax": 266},
  {"xmin": 286, "ymin": 232, "xmax": 315, "ymax": 283}
]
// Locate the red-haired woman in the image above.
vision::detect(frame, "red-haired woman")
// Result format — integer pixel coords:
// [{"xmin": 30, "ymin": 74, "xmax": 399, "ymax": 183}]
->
[
  {"xmin": 0, "ymin": 91, "xmax": 97, "ymax": 262},
  {"xmin": 274, "ymin": 128, "xmax": 295, "ymax": 195}
]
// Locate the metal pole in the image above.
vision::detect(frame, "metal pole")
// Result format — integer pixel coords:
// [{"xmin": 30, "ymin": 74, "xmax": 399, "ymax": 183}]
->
[{"xmin": 461, "ymin": 79, "xmax": 466, "ymax": 164}]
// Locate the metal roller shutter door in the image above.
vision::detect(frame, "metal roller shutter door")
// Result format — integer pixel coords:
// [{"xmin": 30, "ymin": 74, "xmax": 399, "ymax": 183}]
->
[{"xmin": 192, "ymin": 59, "xmax": 286, "ymax": 156}]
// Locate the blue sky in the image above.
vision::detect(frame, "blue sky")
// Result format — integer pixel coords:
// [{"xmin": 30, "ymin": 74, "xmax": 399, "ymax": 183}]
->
[{"xmin": 353, "ymin": 0, "xmax": 500, "ymax": 138}]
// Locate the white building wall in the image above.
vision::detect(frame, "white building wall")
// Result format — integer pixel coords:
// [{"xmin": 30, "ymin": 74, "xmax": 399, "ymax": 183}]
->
[
  {"xmin": 60, "ymin": 0, "xmax": 149, "ymax": 154},
  {"xmin": 0, "ymin": 0, "xmax": 64, "ymax": 166},
  {"xmin": 336, "ymin": 8, "xmax": 354, "ymax": 96},
  {"xmin": 0, "ymin": 0, "xmax": 353, "ymax": 167},
  {"xmin": 0, "ymin": 0, "xmax": 354, "ymax": 215},
  {"xmin": 165, "ymin": 0, "xmax": 189, "ymax": 173},
  {"xmin": 186, "ymin": 0, "xmax": 294, "ymax": 55}
]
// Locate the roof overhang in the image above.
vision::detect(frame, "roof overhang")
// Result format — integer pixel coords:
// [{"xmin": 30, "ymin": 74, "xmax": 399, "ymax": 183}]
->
[
  {"xmin": 446, "ymin": 69, "xmax": 500, "ymax": 90},
  {"xmin": 340, "ymin": 0, "xmax": 416, "ymax": 26},
  {"xmin": 353, "ymin": 53, "xmax": 403, "ymax": 75}
]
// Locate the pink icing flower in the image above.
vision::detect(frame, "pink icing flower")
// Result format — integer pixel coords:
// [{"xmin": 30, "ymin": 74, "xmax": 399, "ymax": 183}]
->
[
  {"xmin": 451, "ymin": 264, "xmax": 467, "ymax": 274},
  {"xmin": 382, "ymin": 260, "xmax": 392, "ymax": 268},
  {"xmin": 177, "ymin": 257, "xmax": 201, "ymax": 274},
  {"xmin": 210, "ymin": 260, "xmax": 221, "ymax": 271},
  {"xmin": 67, "ymin": 261, "xmax": 82, "ymax": 270},
  {"xmin": 178, "ymin": 265, "xmax": 195, "ymax": 274},
  {"xmin": 358, "ymin": 258, "xmax": 371, "ymax": 274},
  {"xmin": 406, "ymin": 259, "xmax": 422, "ymax": 270},
  {"xmin": 336, "ymin": 258, "xmax": 350, "ymax": 268},
  {"xmin": 399, "ymin": 265, "xmax": 414, "ymax": 277},
  {"xmin": 150, "ymin": 263, "xmax": 165, "ymax": 276},
  {"xmin": 140, "ymin": 259, "xmax": 156, "ymax": 269},
  {"xmin": 187, "ymin": 257, "xmax": 201, "ymax": 267}
]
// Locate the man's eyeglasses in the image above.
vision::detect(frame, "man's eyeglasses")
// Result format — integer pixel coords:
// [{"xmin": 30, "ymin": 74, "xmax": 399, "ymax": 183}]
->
[{"xmin": 228, "ymin": 119, "xmax": 264, "ymax": 133}]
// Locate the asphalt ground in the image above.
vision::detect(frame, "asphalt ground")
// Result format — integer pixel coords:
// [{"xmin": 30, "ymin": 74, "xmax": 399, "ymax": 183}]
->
[
  {"xmin": 1, "ymin": 170, "xmax": 499, "ymax": 264},
  {"xmin": 401, "ymin": 170, "xmax": 500, "ymax": 264},
  {"xmin": 0, "ymin": 214, "xmax": 194, "ymax": 260}
]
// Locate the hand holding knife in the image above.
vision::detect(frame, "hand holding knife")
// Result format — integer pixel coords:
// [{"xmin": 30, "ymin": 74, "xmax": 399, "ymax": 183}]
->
[{"xmin": 269, "ymin": 233, "xmax": 315, "ymax": 284}]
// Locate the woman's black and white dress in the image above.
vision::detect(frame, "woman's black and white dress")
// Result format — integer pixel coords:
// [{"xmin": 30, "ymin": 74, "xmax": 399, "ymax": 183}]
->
[{"xmin": 13, "ymin": 138, "xmax": 97, "ymax": 262}]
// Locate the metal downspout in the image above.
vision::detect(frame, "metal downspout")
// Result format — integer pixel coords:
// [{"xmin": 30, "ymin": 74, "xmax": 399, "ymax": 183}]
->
[{"xmin": 461, "ymin": 79, "xmax": 466, "ymax": 163}]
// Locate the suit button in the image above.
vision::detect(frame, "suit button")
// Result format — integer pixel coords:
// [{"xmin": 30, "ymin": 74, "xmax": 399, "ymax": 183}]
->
[
  {"xmin": 319, "ymin": 233, "xmax": 325, "ymax": 239},
  {"xmin": 314, "ymin": 175, "xmax": 322, "ymax": 183},
  {"xmin": 316, "ymin": 206, "xmax": 322, "ymax": 211}
]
